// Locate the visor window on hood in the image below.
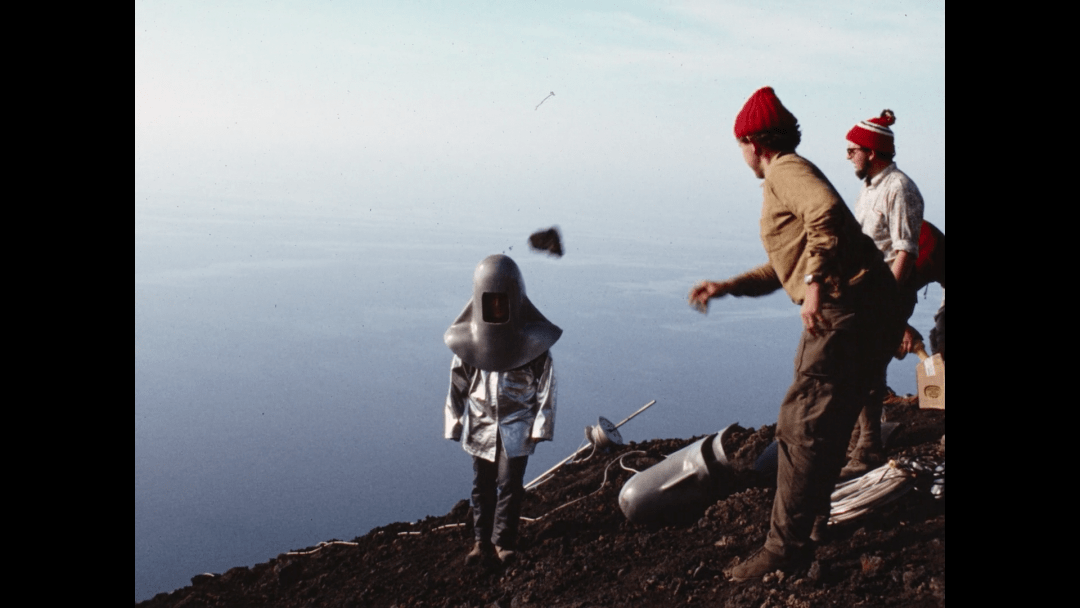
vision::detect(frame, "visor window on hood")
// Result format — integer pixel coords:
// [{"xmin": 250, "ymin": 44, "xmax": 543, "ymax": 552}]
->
[{"xmin": 482, "ymin": 292, "xmax": 510, "ymax": 323}]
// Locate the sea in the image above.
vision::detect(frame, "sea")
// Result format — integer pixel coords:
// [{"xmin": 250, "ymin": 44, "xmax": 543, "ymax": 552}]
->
[{"xmin": 134, "ymin": 195, "xmax": 942, "ymax": 602}]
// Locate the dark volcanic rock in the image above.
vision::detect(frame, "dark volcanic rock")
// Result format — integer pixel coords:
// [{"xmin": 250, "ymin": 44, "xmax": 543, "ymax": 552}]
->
[{"xmin": 138, "ymin": 404, "xmax": 945, "ymax": 608}]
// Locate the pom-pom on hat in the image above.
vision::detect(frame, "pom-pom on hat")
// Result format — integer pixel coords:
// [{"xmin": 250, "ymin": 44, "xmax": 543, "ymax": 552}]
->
[
  {"xmin": 846, "ymin": 109, "xmax": 896, "ymax": 155},
  {"xmin": 733, "ymin": 86, "xmax": 798, "ymax": 139}
]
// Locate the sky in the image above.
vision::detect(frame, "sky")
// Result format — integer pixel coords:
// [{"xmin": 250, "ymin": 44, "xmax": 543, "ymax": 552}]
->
[
  {"xmin": 135, "ymin": 2, "xmax": 944, "ymax": 600},
  {"xmin": 135, "ymin": 0, "xmax": 945, "ymax": 234}
]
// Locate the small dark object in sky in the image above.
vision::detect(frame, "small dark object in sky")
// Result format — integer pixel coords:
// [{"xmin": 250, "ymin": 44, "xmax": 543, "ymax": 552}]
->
[
  {"xmin": 528, "ymin": 226, "xmax": 563, "ymax": 258},
  {"xmin": 535, "ymin": 91, "xmax": 555, "ymax": 110}
]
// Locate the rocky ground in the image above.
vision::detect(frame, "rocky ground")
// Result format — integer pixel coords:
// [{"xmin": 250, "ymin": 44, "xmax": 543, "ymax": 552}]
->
[{"xmin": 138, "ymin": 399, "xmax": 944, "ymax": 608}]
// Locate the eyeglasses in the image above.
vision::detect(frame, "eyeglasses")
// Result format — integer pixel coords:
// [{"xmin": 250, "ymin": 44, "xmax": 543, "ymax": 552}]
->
[{"xmin": 846, "ymin": 146, "xmax": 869, "ymax": 158}]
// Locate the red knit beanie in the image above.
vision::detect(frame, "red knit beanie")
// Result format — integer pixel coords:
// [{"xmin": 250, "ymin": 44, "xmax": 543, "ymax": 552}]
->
[
  {"xmin": 733, "ymin": 86, "xmax": 798, "ymax": 139},
  {"xmin": 846, "ymin": 110, "xmax": 896, "ymax": 155}
]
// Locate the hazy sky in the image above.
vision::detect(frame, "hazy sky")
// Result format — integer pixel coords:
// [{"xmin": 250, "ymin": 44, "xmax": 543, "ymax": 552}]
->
[
  {"xmin": 135, "ymin": 0, "xmax": 945, "ymax": 232},
  {"xmin": 136, "ymin": 4, "xmax": 943, "ymax": 600}
]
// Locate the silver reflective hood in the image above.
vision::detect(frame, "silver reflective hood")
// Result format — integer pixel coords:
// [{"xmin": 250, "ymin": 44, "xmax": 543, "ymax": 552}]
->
[{"xmin": 444, "ymin": 254, "xmax": 562, "ymax": 371}]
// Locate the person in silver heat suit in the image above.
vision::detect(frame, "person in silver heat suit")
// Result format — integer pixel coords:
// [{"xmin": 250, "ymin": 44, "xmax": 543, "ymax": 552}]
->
[{"xmin": 444, "ymin": 254, "xmax": 561, "ymax": 566}]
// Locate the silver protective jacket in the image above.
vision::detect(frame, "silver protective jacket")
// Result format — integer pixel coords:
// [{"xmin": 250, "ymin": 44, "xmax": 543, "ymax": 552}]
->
[{"xmin": 445, "ymin": 351, "xmax": 556, "ymax": 461}]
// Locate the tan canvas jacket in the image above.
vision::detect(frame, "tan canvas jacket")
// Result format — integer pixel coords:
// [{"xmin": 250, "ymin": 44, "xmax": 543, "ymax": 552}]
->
[{"xmin": 727, "ymin": 154, "xmax": 884, "ymax": 304}]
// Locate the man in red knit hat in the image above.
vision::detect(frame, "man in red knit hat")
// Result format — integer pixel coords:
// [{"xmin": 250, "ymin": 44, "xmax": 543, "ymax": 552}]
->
[
  {"xmin": 842, "ymin": 110, "xmax": 925, "ymax": 477},
  {"xmin": 689, "ymin": 87, "xmax": 903, "ymax": 581}
]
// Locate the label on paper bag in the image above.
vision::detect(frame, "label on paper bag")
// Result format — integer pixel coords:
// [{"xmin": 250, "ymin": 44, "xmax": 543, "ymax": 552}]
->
[{"xmin": 923, "ymin": 357, "xmax": 937, "ymax": 377}]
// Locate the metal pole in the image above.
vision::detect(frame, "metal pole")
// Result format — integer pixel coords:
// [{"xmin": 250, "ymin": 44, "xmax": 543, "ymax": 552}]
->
[
  {"xmin": 524, "ymin": 445, "xmax": 592, "ymax": 491},
  {"xmin": 524, "ymin": 400, "xmax": 658, "ymax": 491},
  {"xmin": 613, "ymin": 400, "xmax": 657, "ymax": 429}
]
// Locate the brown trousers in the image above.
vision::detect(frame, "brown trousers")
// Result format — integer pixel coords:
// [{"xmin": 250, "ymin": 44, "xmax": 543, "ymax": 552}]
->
[
  {"xmin": 765, "ymin": 269, "xmax": 903, "ymax": 558},
  {"xmin": 850, "ymin": 285, "xmax": 918, "ymax": 458}
]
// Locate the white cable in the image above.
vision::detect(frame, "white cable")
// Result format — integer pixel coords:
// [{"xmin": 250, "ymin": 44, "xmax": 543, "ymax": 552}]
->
[
  {"xmin": 285, "ymin": 540, "xmax": 358, "ymax": 555},
  {"xmin": 827, "ymin": 460, "xmax": 920, "ymax": 524},
  {"xmin": 524, "ymin": 451, "xmax": 643, "ymax": 522}
]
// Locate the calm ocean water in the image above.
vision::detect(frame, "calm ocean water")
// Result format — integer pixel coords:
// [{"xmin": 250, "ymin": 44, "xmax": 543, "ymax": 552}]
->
[{"xmin": 134, "ymin": 197, "xmax": 940, "ymax": 601}]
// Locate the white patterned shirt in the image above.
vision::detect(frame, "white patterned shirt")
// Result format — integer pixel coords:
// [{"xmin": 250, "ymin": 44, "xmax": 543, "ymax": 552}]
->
[{"xmin": 854, "ymin": 163, "xmax": 924, "ymax": 264}]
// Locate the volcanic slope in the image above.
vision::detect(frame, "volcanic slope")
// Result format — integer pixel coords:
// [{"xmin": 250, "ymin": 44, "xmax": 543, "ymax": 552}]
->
[{"xmin": 138, "ymin": 401, "xmax": 944, "ymax": 608}]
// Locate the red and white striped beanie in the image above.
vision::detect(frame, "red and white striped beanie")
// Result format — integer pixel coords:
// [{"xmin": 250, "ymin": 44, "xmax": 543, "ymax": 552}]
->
[{"xmin": 846, "ymin": 109, "xmax": 896, "ymax": 155}]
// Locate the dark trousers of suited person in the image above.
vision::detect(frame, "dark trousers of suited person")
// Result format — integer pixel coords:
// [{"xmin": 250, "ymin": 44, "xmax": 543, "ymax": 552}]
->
[{"xmin": 471, "ymin": 434, "xmax": 529, "ymax": 550}]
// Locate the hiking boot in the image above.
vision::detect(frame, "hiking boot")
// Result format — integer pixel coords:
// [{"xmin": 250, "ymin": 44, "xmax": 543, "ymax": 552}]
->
[
  {"xmin": 725, "ymin": 547, "xmax": 809, "ymax": 582},
  {"xmin": 839, "ymin": 451, "xmax": 885, "ymax": 480},
  {"xmin": 495, "ymin": 546, "xmax": 518, "ymax": 565},
  {"xmin": 810, "ymin": 515, "xmax": 831, "ymax": 543},
  {"xmin": 465, "ymin": 541, "xmax": 491, "ymax": 566}
]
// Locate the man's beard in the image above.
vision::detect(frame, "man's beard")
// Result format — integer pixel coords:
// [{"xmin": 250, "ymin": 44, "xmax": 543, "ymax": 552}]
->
[{"xmin": 855, "ymin": 162, "xmax": 870, "ymax": 183}]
